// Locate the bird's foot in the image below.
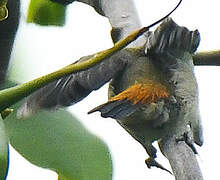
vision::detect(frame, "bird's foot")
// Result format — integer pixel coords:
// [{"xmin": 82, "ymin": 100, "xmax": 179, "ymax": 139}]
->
[
  {"xmin": 145, "ymin": 157, "xmax": 172, "ymax": 174},
  {"xmin": 176, "ymin": 132, "xmax": 198, "ymax": 154}
]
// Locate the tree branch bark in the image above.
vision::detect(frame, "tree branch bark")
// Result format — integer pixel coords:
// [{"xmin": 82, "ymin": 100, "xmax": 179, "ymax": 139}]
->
[
  {"xmin": 77, "ymin": 0, "xmax": 146, "ymax": 47},
  {"xmin": 193, "ymin": 50, "xmax": 220, "ymax": 66},
  {"xmin": 159, "ymin": 136, "xmax": 203, "ymax": 180}
]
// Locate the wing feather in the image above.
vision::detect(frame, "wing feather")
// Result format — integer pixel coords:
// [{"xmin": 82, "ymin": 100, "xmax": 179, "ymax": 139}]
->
[{"xmin": 17, "ymin": 52, "xmax": 128, "ymax": 117}]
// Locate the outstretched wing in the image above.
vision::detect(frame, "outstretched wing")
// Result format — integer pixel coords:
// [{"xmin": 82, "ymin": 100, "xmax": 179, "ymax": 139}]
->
[
  {"xmin": 88, "ymin": 82, "xmax": 169, "ymax": 119},
  {"xmin": 17, "ymin": 51, "xmax": 130, "ymax": 117}
]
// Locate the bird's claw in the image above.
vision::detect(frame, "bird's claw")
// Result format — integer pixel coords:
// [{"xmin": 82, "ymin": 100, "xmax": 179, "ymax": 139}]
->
[
  {"xmin": 176, "ymin": 132, "xmax": 198, "ymax": 154},
  {"xmin": 145, "ymin": 157, "xmax": 172, "ymax": 174}
]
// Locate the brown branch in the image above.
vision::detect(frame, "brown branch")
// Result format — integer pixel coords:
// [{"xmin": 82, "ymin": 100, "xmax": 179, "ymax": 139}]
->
[{"xmin": 193, "ymin": 50, "xmax": 220, "ymax": 66}]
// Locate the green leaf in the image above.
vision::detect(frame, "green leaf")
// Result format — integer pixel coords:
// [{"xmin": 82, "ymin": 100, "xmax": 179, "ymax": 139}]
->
[
  {"xmin": 0, "ymin": 0, "xmax": 8, "ymax": 21},
  {"xmin": 3, "ymin": 92, "xmax": 112, "ymax": 179},
  {"xmin": 0, "ymin": 116, "xmax": 9, "ymax": 180},
  {"xmin": 27, "ymin": 0, "xmax": 66, "ymax": 26}
]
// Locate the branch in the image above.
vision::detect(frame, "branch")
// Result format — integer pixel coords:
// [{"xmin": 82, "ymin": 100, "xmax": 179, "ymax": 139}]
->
[
  {"xmin": 193, "ymin": 50, "xmax": 220, "ymax": 66},
  {"xmin": 159, "ymin": 137, "xmax": 203, "ymax": 180},
  {"xmin": 77, "ymin": 0, "xmax": 146, "ymax": 47}
]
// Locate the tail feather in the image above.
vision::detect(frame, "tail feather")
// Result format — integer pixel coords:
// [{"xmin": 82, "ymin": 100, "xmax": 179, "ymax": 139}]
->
[{"xmin": 88, "ymin": 100, "xmax": 138, "ymax": 119}]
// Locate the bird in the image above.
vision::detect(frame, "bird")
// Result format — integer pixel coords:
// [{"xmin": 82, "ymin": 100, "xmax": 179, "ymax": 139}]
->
[{"xmin": 17, "ymin": 18, "xmax": 203, "ymax": 172}]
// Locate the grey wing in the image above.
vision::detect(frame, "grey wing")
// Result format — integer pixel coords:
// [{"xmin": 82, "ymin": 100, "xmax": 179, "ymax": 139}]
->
[{"xmin": 17, "ymin": 52, "xmax": 128, "ymax": 118}]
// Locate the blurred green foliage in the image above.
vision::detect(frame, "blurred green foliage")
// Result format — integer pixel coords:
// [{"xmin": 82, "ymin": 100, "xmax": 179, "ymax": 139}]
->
[
  {"xmin": 0, "ymin": 0, "xmax": 8, "ymax": 21},
  {"xmin": 1, "ymin": 81, "xmax": 112, "ymax": 179},
  {"xmin": 27, "ymin": 0, "xmax": 66, "ymax": 26},
  {"xmin": 0, "ymin": 116, "xmax": 9, "ymax": 180}
]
